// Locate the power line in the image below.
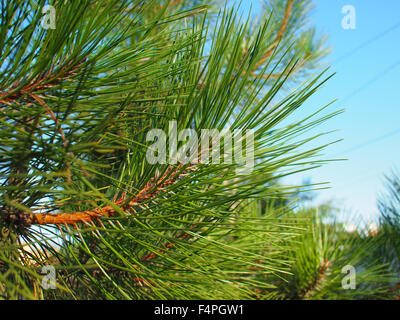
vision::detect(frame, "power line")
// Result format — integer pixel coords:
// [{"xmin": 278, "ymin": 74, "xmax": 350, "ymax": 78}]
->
[
  {"xmin": 333, "ymin": 22, "xmax": 400, "ymax": 156},
  {"xmin": 341, "ymin": 57, "xmax": 400, "ymax": 103},
  {"xmin": 332, "ymin": 20, "xmax": 400, "ymax": 155},
  {"xmin": 334, "ymin": 20, "xmax": 400, "ymax": 64},
  {"xmin": 331, "ymin": 128, "xmax": 400, "ymax": 188},
  {"xmin": 336, "ymin": 127, "xmax": 400, "ymax": 157},
  {"xmin": 311, "ymin": 20, "xmax": 400, "ymax": 198}
]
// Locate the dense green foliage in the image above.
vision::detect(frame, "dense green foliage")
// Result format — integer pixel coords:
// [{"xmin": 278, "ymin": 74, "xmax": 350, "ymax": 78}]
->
[{"xmin": 0, "ymin": 0, "xmax": 397, "ymax": 300}]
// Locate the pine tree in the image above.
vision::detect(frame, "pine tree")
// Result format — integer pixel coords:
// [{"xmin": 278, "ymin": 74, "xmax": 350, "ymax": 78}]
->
[
  {"xmin": 375, "ymin": 171, "xmax": 400, "ymax": 298},
  {"xmin": 0, "ymin": 0, "xmax": 390, "ymax": 300}
]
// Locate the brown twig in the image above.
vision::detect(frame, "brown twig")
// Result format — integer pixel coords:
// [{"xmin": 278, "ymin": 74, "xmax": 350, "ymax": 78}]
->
[
  {"xmin": 301, "ymin": 258, "xmax": 331, "ymax": 299},
  {"xmin": 31, "ymin": 165, "xmax": 195, "ymax": 225},
  {"xmin": 0, "ymin": 57, "xmax": 86, "ymax": 105},
  {"xmin": 252, "ymin": 0, "xmax": 294, "ymax": 71},
  {"xmin": 226, "ymin": 0, "xmax": 293, "ymax": 86}
]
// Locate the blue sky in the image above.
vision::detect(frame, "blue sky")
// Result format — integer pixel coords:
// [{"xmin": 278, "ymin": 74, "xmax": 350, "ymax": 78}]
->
[
  {"xmin": 306, "ymin": 0, "xmax": 400, "ymax": 223},
  {"xmin": 233, "ymin": 0, "xmax": 400, "ymax": 223}
]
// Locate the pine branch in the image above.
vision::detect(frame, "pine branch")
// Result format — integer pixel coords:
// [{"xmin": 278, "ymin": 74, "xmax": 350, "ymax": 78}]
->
[
  {"xmin": 0, "ymin": 0, "xmax": 347, "ymax": 300},
  {"xmin": 301, "ymin": 258, "xmax": 331, "ymax": 299},
  {"xmin": 0, "ymin": 57, "xmax": 87, "ymax": 105},
  {"xmin": 1, "ymin": 56, "xmax": 90, "ymax": 187},
  {"xmin": 252, "ymin": 0, "xmax": 294, "ymax": 71},
  {"xmin": 31, "ymin": 165, "xmax": 195, "ymax": 225}
]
